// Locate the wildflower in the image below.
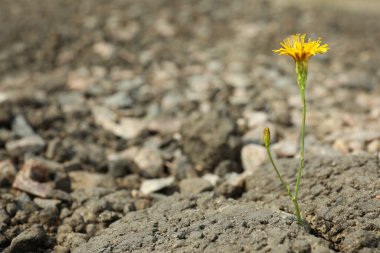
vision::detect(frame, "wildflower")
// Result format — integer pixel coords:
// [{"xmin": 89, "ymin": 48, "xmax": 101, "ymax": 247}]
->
[
  {"xmin": 273, "ymin": 34, "xmax": 329, "ymax": 89},
  {"xmin": 264, "ymin": 34, "xmax": 329, "ymax": 225},
  {"xmin": 273, "ymin": 34, "xmax": 329, "ymax": 62}
]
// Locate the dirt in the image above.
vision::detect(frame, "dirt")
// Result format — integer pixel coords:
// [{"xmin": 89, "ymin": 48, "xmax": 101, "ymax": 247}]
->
[
  {"xmin": 0, "ymin": 0, "xmax": 379, "ymax": 252},
  {"xmin": 73, "ymin": 155, "xmax": 380, "ymax": 253}
]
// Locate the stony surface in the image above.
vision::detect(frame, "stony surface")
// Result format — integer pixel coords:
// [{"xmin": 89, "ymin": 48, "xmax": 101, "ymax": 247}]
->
[
  {"xmin": 0, "ymin": 0, "xmax": 379, "ymax": 252},
  {"xmin": 74, "ymin": 155, "xmax": 379, "ymax": 253}
]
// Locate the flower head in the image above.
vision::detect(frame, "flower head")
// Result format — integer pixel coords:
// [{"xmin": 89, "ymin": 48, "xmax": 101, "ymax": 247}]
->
[{"xmin": 273, "ymin": 34, "xmax": 329, "ymax": 62}]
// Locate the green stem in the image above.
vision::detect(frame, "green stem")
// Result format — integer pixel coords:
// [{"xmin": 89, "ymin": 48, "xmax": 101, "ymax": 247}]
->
[
  {"xmin": 293, "ymin": 88, "xmax": 306, "ymax": 224},
  {"xmin": 265, "ymin": 147, "xmax": 292, "ymax": 200}
]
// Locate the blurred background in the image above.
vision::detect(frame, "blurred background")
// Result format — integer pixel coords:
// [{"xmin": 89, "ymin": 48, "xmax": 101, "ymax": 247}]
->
[{"xmin": 0, "ymin": 0, "xmax": 379, "ymax": 166}]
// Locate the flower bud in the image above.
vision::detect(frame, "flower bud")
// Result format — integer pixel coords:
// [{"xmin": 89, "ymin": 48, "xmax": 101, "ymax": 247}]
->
[{"xmin": 263, "ymin": 127, "xmax": 271, "ymax": 147}]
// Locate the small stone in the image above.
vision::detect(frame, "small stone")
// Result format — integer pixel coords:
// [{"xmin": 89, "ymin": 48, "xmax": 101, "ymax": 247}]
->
[
  {"xmin": 272, "ymin": 140, "xmax": 298, "ymax": 158},
  {"xmin": 179, "ymin": 178, "xmax": 213, "ymax": 194},
  {"xmin": 243, "ymin": 111, "xmax": 268, "ymax": 128},
  {"xmin": 92, "ymin": 106, "xmax": 146, "ymax": 140},
  {"xmin": 224, "ymin": 73, "xmax": 250, "ymax": 88},
  {"xmin": 108, "ymin": 159, "xmax": 132, "ymax": 178},
  {"xmin": 34, "ymin": 198, "xmax": 61, "ymax": 209},
  {"xmin": 6, "ymin": 135, "xmax": 46, "ymax": 156},
  {"xmin": 140, "ymin": 177, "xmax": 175, "ymax": 195},
  {"xmin": 367, "ymin": 140, "xmax": 380, "ymax": 153},
  {"xmin": 93, "ymin": 41, "xmax": 115, "ymax": 59},
  {"xmin": 134, "ymin": 147, "xmax": 163, "ymax": 178},
  {"xmin": 69, "ymin": 171, "xmax": 115, "ymax": 190},
  {"xmin": 216, "ymin": 172, "xmax": 245, "ymax": 198},
  {"xmin": 10, "ymin": 224, "xmax": 47, "ymax": 253},
  {"xmin": 12, "ymin": 159, "xmax": 71, "ymax": 199},
  {"xmin": 147, "ymin": 117, "xmax": 182, "ymax": 134},
  {"xmin": 58, "ymin": 92, "xmax": 88, "ymax": 115},
  {"xmin": 214, "ymin": 160, "xmax": 241, "ymax": 177},
  {"xmin": 12, "ymin": 115, "xmax": 35, "ymax": 137},
  {"xmin": 103, "ymin": 92, "xmax": 133, "ymax": 109},
  {"xmin": 241, "ymin": 144, "xmax": 270, "ymax": 173},
  {"xmin": 0, "ymin": 160, "xmax": 16, "ymax": 187},
  {"xmin": 97, "ymin": 211, "xmax": 122, "ymax": 225},
  {"xmin": 333, "ymin": 139, "xmax": 349, "ymax": 154},
  {"xmin": 202, "ymin": 174, "xmax": 220, "ymax": 186}
]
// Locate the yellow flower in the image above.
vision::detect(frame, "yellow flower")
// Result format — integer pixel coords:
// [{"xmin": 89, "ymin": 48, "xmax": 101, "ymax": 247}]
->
[{"xmin": 273, "ymin": 34, "xmax": 329, "ymax": 62}]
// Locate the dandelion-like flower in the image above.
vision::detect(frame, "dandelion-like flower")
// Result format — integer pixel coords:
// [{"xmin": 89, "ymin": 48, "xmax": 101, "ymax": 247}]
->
[
  {"xmin": 265, "ymin": 34, "xmax": 329, "ymax": 225},
  {"xmin": 273, "ymin": 34, "xmax": 329, "ymax": 62}
]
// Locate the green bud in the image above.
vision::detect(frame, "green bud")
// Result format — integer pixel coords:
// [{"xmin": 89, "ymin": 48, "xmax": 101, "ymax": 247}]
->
[{"xmin": 263, "ymin": 127, "xmax": 271, "ymax": 147}]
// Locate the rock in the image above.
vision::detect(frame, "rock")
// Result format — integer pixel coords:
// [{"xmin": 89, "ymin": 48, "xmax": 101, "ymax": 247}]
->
[
  {"xmin": 93, "ymin": 41, "xmax": 115, "ymax": 59},
  {"xmin": 179, "ymin": 178, "xmax": 213, "ymax": 194},
  {"xmin": 140, "ymin": 177, "xmax": 175, "ymax": 195},
  {"xmin": 216, "ymin": 172, "xmax": 245, "ymax": 198},
  {"xmin": 12, "ymin": 115, "xmax": 34, "ymax": 137},
  {"xmin": 6, "ymin": 135, "xmax": 46, "ymax": 156},
  {"xmin": 272, "ymin": 140, "xmax": 298, "ymax": 158},
  {"xmin": 108, "ymin": 159, "xmax": 132, "ymax": 178},
  {"xmin": 102, "ymin": 92, "xmax": 133, "ymax": 109},
  {"xmin": 10, "ymin": 224, "xmax": 47, "ymax": 253},
  {"xmin": 147, "ymin": 117, "xmax": 182, "ymax": 134},
  {"xmin": 214, "ymin": 160, "xmax": 241, "ymax": 177},
  {"xmin": 97, "ymin": 211, "xmax": 122, "ymax": 225},
  {"xmin": 92, "ymin": 106, "xmax": 146, "ymax": 140},
  {"xmin": 0, "ymin": 160, "xmax": 16, "ymax": 187},
  {"xmin": 133, "ymin": 147, "xmax": 164, "ymax": 178},
  {"xmin": 243, "ymin": 111, "xmax": 268, "ymax": 128},
  {"xmin": 202, "ymin": 174, "xmax": 220, "ymax": 186},
  {"xmin": 181, "ymin": 111, "xmax": 239, "ymax": 172},
  {"xmin": 333, "ymin": 139, "xmax": 349, "ymax": 154},
  {"xmin": 110, "ymin": 146, "xmax": 164, "ymax": 178},
  {"xmin": 168, "ymin": 153, "xmax": 197, "ymax": 180},
  {"xmin": 241, "ymin": 144, "xmax": 270, "ymax": 173},
  {"xmin": 367, "ymin": 139, "xmax": 380, "ymax": 152},
  {"xmin": 0, "ymin": 208, "xmax": 10, "ymax": 224},
  {"xmin": 34, "ymin": 198, "xmax": 61, "ymax": 209},
  {"xmin": 68, "ymin": 171, "xmax": 115, "ymax": 190},
  {"xmin": 58, "ymin": 92, "xmax": 88, "ymax": 115},
  {"xmin": 12, "ymin": 159, "xmax": 71, "ymax": 199}
]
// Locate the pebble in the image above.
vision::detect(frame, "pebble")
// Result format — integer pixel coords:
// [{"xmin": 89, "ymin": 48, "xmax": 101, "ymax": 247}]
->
[
  {"xmin": 93, "ymin": 41, "xmax": 115, "ymax": 59},
  {"xmin": 333, "ymin": 139, "xmax": 349, "ymax": 154},
  {"xmin": 9, "ymin": 224, "xmax": 47, "ymax": 253},
  {"xmin": 92, "ymin": 106, "xmax": 146, "ymax": 140},
  {"xmin": 214, "ymin": 160, "xmax": 241, "ymax": 177},
  {"xmin": 216, "ymin": 172, "xmax": 245, "ymax": 198},
  {"xmin": 6, "ymin": 135, "xmax": 46, "ymax": 156},
  {"xmin": 367, "ymin": 140, "xmax": 380, "ymax": 152},
  {"xmin": 140, "ymin": 177, "xmax": 175, "ymax": 194},
  {"xmin": 243, "ymin": 111, "xmax": 268, "ymax": 128},
  {"xmin": 12, "ymin": 115, "xmax": 35, "ymax": 137},
  {"xmin": 241, "ymin": 144, "xmax": 270, "ymax": 173},
  {"xmin": 102, "ymin": 92, "xmax": 133, "ymax": 109},
  {"xmin": 272, "ymin": 140, "xmax": 298, "ymax": 158},
  {"xmin": 179, "ymin": 178, "xmax": 213, "ymax": 194},
  {"xmin": 108, "ymin": 159, "xmax": 132, "ymax": 178},
  {"xmin": 68, "ymin": 171, "xmax": 115, "ymax": 190},
  {"xmin": 34, "ymin": 198, "xmax": 61, "ymax": 209},
  {"xmin": 0, "ymin": 160, "xmax": 16, "ymax": 187},
  {"xmin": 134, "ymin": 147, "xmax": 164, "ymax": 178},
  {"xmin": 58, "ymin": 92, "xmax": 88, "ymax": 115},
  {"xmin": 12, "ymin": 159, "xmax": 71, "ymax": 198},
  {"xmin": 202, "ymin": 174, "xmax": 220, "ymax": 186}
]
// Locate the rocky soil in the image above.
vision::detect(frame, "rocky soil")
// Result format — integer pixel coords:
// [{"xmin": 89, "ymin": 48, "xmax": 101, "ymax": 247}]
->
[{"xmin": 0, "ymin": 0, "xmax": 379, "ymax": 252}]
